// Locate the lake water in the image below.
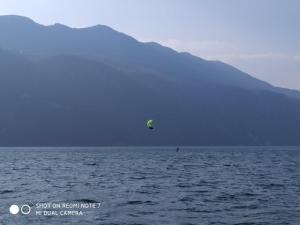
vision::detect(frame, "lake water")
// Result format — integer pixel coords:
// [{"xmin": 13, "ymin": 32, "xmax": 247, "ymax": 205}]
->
[{"xmin": 0, "ymin": 147, "xmax": 299, "ymax": 225}]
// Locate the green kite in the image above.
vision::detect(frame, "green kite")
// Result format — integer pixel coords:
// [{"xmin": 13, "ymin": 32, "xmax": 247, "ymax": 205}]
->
[{"xmin": 147, "ymin": 119, "xmax": 154, "ymax": 130}]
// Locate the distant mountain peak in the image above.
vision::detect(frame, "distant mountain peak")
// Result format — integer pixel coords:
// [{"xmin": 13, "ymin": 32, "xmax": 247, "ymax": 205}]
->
[
  {"xmin": 0, "ymin": 15, "xmax": 115, "ymax": 33},
  {"xmin": 0, "ymin": 15, "xmax": 39, "ymax": 26},
  {"xmin": 51, "ymin": 23, "xmax": 70, "ymax": 28}
]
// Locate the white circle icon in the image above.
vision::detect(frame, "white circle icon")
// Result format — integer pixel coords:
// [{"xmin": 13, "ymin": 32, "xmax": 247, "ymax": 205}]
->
[
  {"xmin": 21, "ymin": 205, "xmax": 31, "ymax": 215},
  {"xmin": 9, "ymin": 205, "xmax": 19, "ymax": 215}
]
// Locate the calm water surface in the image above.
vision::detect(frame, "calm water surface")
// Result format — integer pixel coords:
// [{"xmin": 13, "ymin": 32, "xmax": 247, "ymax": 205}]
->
[{"xmin": 0, "ymin": 147, "xmax": 299, "ymax": 225}]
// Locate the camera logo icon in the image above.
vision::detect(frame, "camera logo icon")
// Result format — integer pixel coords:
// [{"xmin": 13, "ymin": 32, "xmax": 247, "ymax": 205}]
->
[{"xmin": 9, "ymin": 204, "xmax": 31, "ymax": 215}]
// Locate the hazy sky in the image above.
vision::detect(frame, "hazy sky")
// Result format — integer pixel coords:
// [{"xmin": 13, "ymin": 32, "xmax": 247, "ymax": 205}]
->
[{"xmin": 0, "ymin": 0, "xmax": 299, "ymax": 90}]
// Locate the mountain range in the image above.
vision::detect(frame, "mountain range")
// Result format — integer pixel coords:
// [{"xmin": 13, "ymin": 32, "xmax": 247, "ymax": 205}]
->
[{"xmin": 0, "ymin": 15, "xmax": 299, "ymax": 146}]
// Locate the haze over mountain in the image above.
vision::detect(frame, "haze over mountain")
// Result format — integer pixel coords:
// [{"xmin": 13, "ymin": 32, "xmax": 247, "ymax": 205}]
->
[{"xmin": 0, "ymin": 15, "xmax": 300, "ymax": 146}]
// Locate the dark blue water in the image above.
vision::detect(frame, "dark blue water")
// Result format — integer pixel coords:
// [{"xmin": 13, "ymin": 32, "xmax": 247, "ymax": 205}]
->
[{"xmin": 0, "ymin": 147, "xmax": 299, "ymax": 225}]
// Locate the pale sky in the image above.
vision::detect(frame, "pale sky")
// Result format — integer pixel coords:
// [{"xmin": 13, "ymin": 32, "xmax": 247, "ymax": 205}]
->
[{"xmin": 0, "ymin": 0, "xmax": 299, "ymax": 90}]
